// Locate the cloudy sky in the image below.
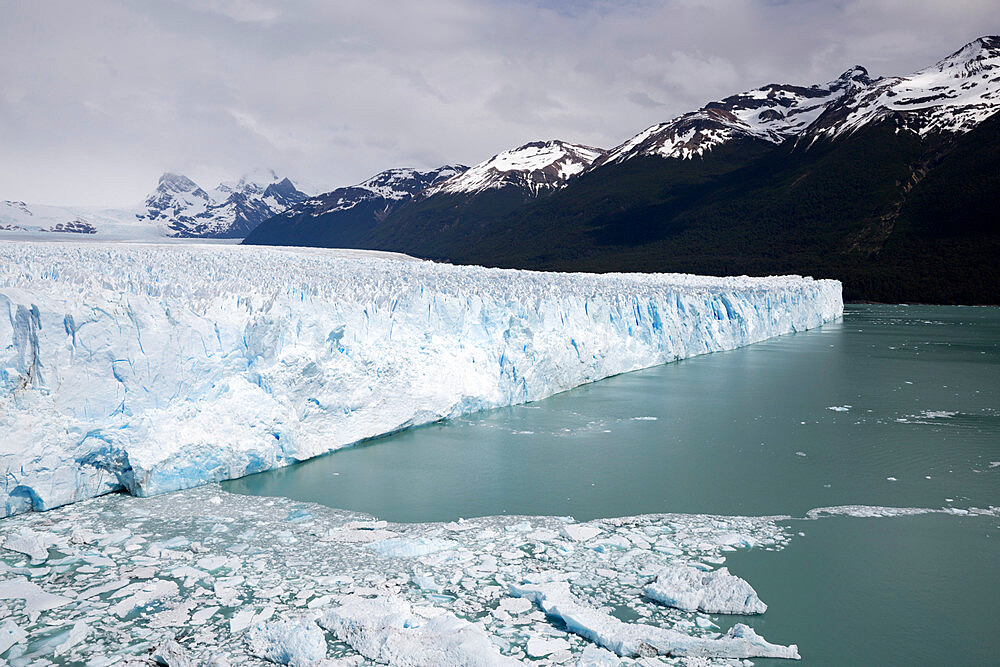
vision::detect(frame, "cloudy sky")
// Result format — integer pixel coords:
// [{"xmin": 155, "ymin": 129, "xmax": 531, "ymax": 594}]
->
[{"xmin": 2, "ymin": 0, "xmax": 997, "ymax": 205}]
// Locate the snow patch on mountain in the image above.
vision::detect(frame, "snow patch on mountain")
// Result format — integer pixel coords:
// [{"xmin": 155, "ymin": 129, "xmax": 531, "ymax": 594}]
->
[{"xmin": 426, "ymin": 140, "xmax": 605, "ymax": 196}]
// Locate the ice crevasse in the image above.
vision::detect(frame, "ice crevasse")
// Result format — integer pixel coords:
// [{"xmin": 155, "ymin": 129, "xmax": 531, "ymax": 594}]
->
[{"xmin": 0, "ymin": 241, "xmax": 842, "ymax": 517}]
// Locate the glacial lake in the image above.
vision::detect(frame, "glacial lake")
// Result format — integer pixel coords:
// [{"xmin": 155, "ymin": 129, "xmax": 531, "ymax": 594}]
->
[{"xmin": 226, "ymin": 304, "xmax": 1000, "ymax": 664}]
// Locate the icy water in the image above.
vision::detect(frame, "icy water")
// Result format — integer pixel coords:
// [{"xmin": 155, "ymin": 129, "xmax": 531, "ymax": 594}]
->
[{"xmin": 226, "ymin": 304, "xmax": 1000, "ymax": 664}]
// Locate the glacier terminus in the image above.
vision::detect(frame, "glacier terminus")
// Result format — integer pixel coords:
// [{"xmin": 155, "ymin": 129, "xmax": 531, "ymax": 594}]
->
[{"xmin": 0, "ymin": 241, "xmax": 842, "ymax": 519}]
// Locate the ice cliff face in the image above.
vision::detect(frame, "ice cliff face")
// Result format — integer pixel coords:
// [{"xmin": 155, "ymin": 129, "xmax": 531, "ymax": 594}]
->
[{"xmin": 0, "ymin": 241, "xmax": 842, "ymax": 518}]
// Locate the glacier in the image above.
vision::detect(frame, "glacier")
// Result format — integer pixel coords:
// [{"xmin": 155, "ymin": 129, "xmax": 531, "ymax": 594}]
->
[{"xmin": 0, "ymin": 240, "xmax": 842, "ymax": 518}]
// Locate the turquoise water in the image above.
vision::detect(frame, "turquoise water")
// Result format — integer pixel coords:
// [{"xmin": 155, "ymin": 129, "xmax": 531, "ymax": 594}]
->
[{"xmin": 225, "ymin": 305, "xmax": 1000, "ymax": 663}]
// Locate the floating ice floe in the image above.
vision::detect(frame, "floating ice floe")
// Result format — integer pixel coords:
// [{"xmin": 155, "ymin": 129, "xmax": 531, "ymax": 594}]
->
[
  {"xmin": 642, "ymin": 564, "xmax": 767, "ymax": 614},
  {"xmin": 0, "ymin": 579, "xmax": 72, "ymax": 617},
  {"xmin": 1, "ymin": 527, "xmax": 51, "ymax": 561},
  {"xmin": 0, "ymin": 241, "xmax": 842, "ymax": 518},
  {"xmin": 3, "ymin": 484, "xmax": 981, "ymax": 664},
  {"xmin": 319, "ymin": 595, "xmax": 521, "ymax": 665},
  {"xmin": 803, "ymin": 505, "xmax": 999, "ymax": 519},
  {"xmin": 0, "ymin": 485, "xmax": 799, "ymax": 664},
  {"xmin": 246, "ymin": 618, "xmax": 327, "ymax": 666},
  {"xmin": 366, "ymin": 537, "xmax": 457, "ymax": 558},
  {"xmin": 509, "ymin": 581, "xmax": 798, "ymax": 659},
  {"xmin": 0, "ymin": 619, "xmax": 27, "ymax": 656}
]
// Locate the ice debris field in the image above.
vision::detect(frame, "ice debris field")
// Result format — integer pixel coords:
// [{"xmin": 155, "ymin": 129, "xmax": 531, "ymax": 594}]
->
[
  {"xmin": 1, "ymin": 485, "xmax": 994, "ymax": 665},
  {"xmin": 0, "ymin": 241, "xmax": 842, "ymax": 519}
]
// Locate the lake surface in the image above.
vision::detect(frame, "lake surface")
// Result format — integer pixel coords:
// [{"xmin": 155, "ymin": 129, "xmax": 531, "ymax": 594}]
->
[{"xmin": 226, "ymin": 304, "xmax": 1000, "ymax": 664}]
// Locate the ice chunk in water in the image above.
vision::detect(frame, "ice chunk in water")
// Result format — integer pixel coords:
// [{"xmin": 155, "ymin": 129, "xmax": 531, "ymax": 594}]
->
[
  {"xmin": 319, "ymin": 594, "xmax": 521, "ymax": 665},
  {"xmin": 366, "ymin": 537, "xmax": 457, "ymax": 558},
  {"xmin": 510, "ymin": 580, "xmax": 798, "ymax": 659},
  {"xmin": 2, "ymin": 528, "xmax": 51, "ymax": 561},
  {"xmin": 0, "ymin": 619, "xmax": 28, "ymax": 656},
  {"xmin": 246, "ymin": 618, "xmax": 327, "ymax": 666},
  {"xmin": 0, "ymin": 579, "xmax": 72, "ymax": 616},
  {"xmin": 643, "ymin": 564, "xmax": 767, "ymax": 614}
]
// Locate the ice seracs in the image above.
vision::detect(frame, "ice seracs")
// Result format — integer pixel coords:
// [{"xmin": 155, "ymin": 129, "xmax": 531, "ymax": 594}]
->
[{"xmin": 642, "ymin": 564, "xmax": 767, "ymax": 614}]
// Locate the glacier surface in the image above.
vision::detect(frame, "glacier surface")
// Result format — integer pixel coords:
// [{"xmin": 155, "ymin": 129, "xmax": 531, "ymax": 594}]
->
[{"xmin": 0, "ymin": 240, "xmax": 842, "ymax": 518}]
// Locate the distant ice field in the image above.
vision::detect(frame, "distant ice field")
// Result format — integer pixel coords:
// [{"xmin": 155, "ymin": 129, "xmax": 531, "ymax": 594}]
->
[{"xmin": 0, "ymin": 240, "xmax": 841, "ymax": 518}]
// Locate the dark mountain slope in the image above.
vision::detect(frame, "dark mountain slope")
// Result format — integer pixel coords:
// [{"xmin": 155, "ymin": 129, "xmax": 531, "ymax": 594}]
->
[
  {"xmin": 355, "ymin": 141, "xmax": 605, "ymax": 253},
  {"xmin": 243, "ymin": 166, "xmax": 465, "ymax": 248},
  {"xmin": 403, "ymin": 114, "xmax": 998, "ymax": 304}
]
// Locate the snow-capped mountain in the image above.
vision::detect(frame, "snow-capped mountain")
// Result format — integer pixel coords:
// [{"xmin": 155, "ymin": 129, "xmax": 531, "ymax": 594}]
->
[
  {"xmin": 242, "ymin": 165, "xmax": 467, "ymax": 248},
  {"xmin": 807, "ymin": 35, "xmax": 1000, "ymax": 139},
  {"xmin": 139, "ymin": 173, "xmax": 213, "ymax": 223},
  {"xmin": 292, "ymin": 165, "xmax": 466, "ymax": 218},
  {"xmin": 597, "ymin": 67, "xmax": 873, "ymax": 165},
  {"xmin": 425, "ymin": 140, "xmax": 606, "ymax": 197},
  {"xmin": 601, "ymin": 36, "xmax": 1000, "ymax": 166},
  {"xmin": 298, "ymin": 36, "xmax": 997, "ymax": 305},
  {"xmin": 0, "ymin": 170, "xmax": 310, "ymax": 240},
  {"xmin": 137, "ymin": 170, "xmax": 308, "ymax": 238}
]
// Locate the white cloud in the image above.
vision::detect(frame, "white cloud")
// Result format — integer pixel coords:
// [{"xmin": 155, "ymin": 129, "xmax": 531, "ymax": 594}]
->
[{"xmin": 0, "ymin": 0, "xmax": 996, "ymax": 205}]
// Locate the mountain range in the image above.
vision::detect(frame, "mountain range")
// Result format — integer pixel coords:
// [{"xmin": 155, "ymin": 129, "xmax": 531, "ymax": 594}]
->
[
  {"xmin": 3, "ymin": 37, "xmax": 997, "ymax": 303},
  {"xmin": 0, "ymin": 169, "xmax": 309, "ymax": 240},
  {"xmin": 246, "ymin": 36, "xmax": 1000, "ymax": 304}
]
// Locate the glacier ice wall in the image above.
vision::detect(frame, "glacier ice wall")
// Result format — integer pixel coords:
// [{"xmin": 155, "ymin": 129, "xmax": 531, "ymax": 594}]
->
[{"xmin": 0, "ymin": 241, "xmax": 842, "ymax": 517}]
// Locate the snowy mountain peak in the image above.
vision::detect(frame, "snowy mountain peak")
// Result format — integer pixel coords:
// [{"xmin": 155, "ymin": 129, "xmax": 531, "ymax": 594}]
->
[
  {"xmin": 212, "ymin": 168, "xmax": 283, "ymax": 200},
  {"xmin": 262, "ymin": 177, "xmax": 300, "ymax": 199},
  {"xmin": 836, "ymin": 66, "xmax": 872, "ymax": 86},
  {"xmin": 934, "ymin": 35, "xmax": 1000, "ymax": 77},
  {"xmin": 808, "ymin": 35, "xmax": 1000, "ymax": 139},
  {"xmin": 137, "ymin": 170, "xmax": 306, "ymax": 238},
  {"xmin": 354, "ymin": 165, "xmax": 467, "ymax": 201},
  {"xmin": 242, "ymin": 164, "xmax": 474, "ymax": 246},
  {"xmin": 426, "ymin": 140, "xmax": 605, "ymax": 197},
  {"xmin": 277, "ymin": 165, "xmax": 470, "ymax": 221},
  {"xmin": 155, "ymin": 172, "xmax": 204, "ymax": 194},
  {"xmin": 600, "ymin": 38, "xmax": 1000, "ymax": 165},
  {"xmin": 599, "ymin": 72, "xmax": 870, "ymax": 165},
  {"xmin": 143, "ymin": 174, "xmax": 212, "ymax": 223}
]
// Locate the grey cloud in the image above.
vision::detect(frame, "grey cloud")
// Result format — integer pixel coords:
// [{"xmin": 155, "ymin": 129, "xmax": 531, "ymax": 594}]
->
[
  {"xmin": 0, "ymin": 0, "xmax": 997, "ymax": 205},
  {"xmin": 628, "ymin": 91, "xmax": 664, "ymax": 109}
]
